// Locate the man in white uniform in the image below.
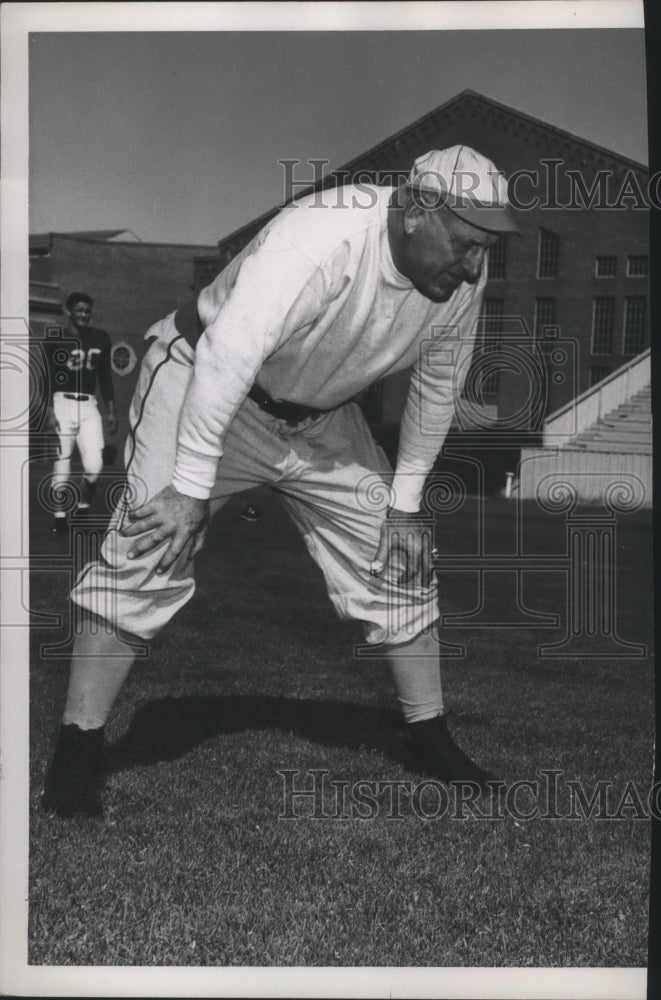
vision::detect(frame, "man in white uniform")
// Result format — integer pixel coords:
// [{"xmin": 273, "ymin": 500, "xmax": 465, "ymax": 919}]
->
[
  {"xmin": 42, "ymin": 146, "xmax": 520, "ymax": 817},
  {"xmin": 45, "ymin": 292, "xmax": 117, "ymax": 533}
]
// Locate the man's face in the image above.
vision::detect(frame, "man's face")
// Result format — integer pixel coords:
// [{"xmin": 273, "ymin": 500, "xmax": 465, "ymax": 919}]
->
[
  {"xmin": 398, "ymin": 205, "xmax": 499, "ymax": 303},
  {"xmin": 68, "ymin": 301, "xmax": 92, "ymax": 330}
]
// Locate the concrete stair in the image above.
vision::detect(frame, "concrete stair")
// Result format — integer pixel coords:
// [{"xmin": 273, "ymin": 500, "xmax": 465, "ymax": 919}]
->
[
  {"xmin": 518, "ymin": 355, "xmax": 652, "ymax": 506},
  {"xmin": 563, "ymin": 385, "xmax": 652, "ymax": 454}
]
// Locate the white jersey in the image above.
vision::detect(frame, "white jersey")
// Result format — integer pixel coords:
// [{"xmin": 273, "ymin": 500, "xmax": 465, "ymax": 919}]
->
[{"xmin": 173, "ymin": 185, "xmax": 486, "ymax": 511}]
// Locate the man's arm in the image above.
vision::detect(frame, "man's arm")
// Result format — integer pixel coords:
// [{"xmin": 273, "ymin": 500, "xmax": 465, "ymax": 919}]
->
[
  {"xmin": 172, "ymin": 234, "xmax": 324, "ymax": 500},
  {"xmin": 391, "ymin": 275, "xmax": 486, "ymax": 512},
  {"xmin": 122, "ymin": 231, "xmax": 326, "ymax": 571},
  {"xmin": 372, "ymin": 277, "xmax": 486, "ymax": 585}
]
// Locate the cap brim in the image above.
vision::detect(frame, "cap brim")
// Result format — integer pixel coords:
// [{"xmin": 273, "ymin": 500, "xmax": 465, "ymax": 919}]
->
[{"xmin": 445, "ymin": 198, "xmax": 521, "ymax": 235}]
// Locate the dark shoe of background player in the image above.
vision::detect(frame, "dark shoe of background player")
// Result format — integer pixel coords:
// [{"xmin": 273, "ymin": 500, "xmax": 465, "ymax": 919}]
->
[
  {"xmin": 241, "ymin": 502, "xmax": 262, "ymax": 522},
  {"xmin": 407, "ymin": 713, "xmax": 498, "ymax": 790},
  {"xmin": 41, "ymin": 723, "xmax": 106, "ymax": 818},
  {"xmin": 50, "ymin": 515, "xmax": 68, "ymax": 536}
]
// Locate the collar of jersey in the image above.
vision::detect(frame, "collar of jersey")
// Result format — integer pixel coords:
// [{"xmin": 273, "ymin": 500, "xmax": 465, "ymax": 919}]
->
[{"xmin": 379, "ymin": 188, "xmax": 414, "ymax": 291}]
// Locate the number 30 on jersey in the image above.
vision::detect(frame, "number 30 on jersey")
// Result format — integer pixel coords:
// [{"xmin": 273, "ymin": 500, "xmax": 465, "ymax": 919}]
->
[{"xmin": 66, "ymin": 348, "xmax": 101, "ymax": 371}]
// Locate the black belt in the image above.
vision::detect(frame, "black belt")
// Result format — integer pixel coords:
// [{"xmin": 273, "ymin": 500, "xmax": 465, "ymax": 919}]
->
[
  {"xmin": 174, "ymin": 301, "xmax": 327, "ymax": 425},
  {"xmin": 63, "ymin": 393, "xmax": 90, "ymax": 401},
  {"xmin": 247, "ymin": 384, "xmax": 326, "ymax": 425}
]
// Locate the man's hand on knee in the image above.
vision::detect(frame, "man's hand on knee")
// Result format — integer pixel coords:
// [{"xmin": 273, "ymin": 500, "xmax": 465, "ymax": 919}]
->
[
  {"xmin": 370, "ymin": 508, "xmax": 434, "ymax": 587},
  {"xmin": 122, "ymin": 484, "xmax": 209, "ymax": 573}
]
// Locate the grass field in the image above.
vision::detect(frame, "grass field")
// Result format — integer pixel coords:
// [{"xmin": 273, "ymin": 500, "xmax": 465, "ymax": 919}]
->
[{"xmin": 28, "ymin": 456, "xmax": 653, "ymax": 967}]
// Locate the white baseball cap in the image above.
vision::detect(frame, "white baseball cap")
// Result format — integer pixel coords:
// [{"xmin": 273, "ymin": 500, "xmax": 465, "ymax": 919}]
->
[{"xmin": 407, "ymin": 145, "xmax": 520, "ymax": 234}]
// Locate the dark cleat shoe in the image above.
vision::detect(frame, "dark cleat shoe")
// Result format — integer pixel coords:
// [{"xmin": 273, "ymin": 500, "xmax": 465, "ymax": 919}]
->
[
  {"xmin": 240, "ymin": 503, "xmax": 262, "ymax": 523},
  {"xmin": 408, "ymin": 714, "xmax": 498, "ymax": 790},
  {"xmin": 41, "ymin": 723, "xmax": 106, "ymax": 818},
  {"xmin": 50, "ymin": 516, "xmax": 68, "ymax": 536}
]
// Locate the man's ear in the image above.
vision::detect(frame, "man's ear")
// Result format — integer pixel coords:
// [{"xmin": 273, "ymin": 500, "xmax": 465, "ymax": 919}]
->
[{"xmin": 403, "ymin": 197, "xmax": 425, "ymax": 235}]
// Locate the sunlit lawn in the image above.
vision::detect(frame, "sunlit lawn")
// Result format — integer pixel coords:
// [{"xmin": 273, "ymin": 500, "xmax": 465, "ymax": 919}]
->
[{"xmin": 29, "ymin": 459, "xmax": 653, "ymax": 966}]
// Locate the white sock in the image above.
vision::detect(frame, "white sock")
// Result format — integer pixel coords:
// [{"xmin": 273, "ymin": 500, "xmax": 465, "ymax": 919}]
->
[{"xmin": 382, "ymin": 630, "xmax": 445, "ymax": 724}]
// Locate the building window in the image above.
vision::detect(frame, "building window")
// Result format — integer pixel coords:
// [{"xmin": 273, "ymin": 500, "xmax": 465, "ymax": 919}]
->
[
  {"xmin": 477, "ymin": 298, "xmax": 504, "ymax": 396},
  {"xmin": 590, "ymin": 366, "xmax": 611, "ymax": 387},
  {"xmin": 534, "ymin": 298, "xmax": 556, "ymax": 339},
  {"xmin": 478, "ymin": 298, "xmax": 504, "ymax": 342},
  {"xmin": 591, "ymin": 298, "xmax": 614, "ymax": 355},
  {"xmin": 595, "ymin": 256, "xmax": 616, "ymax": 278},
  {"xmin": 627, "ymin": 255, "xmax": 648, "ymax": 277},
  {"xmin": 537, "ymin": 228, "xmax": 559, "ymax": 278},
  {"xmin": 486, "ymin": 235, "xmax": 506, "ymax": 280},
  {"xmin": 622, "ymin": 297, "xmax": 646, "ymax": 355}
]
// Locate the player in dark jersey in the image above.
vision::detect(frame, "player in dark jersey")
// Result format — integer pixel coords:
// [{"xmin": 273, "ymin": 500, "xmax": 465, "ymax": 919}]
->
[{"xmin": 45, "ymin": 292, "xmax": 117, "ymax": 533}]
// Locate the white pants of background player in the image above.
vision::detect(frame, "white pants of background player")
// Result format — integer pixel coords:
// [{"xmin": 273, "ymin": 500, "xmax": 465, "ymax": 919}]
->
[
  {"xmin": 52, "ymin": 392, "xmax": 104, "ymax": 508},
  {"xmin": 71, "ymin": 315, "xmax": 439, "ymax": 657}
]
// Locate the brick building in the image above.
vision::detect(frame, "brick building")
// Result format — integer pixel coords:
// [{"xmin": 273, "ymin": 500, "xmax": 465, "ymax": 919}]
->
[{"xmin": 29, "ymin": 230, "xmax": 216, "ymax": 446}]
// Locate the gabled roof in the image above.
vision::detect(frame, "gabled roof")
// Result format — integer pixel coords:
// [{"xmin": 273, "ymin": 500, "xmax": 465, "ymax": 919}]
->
[
  {"xmin": 216, "ymin": 89, "xmax": 648, "ymax": 252},
  {"xmin": 29, "ymin": 229, "xmax": 138, "ymax": 250},
  {"xmin": 341, "ymin": 89, "xmax": 648, "ymax": 179},
  {"xmin": 80, "ymin": 229, "xmax": 142, "ymax": 242},
  {"xmin": 29, "ymin": 231, "xmax": 217, "ymax": 252}
]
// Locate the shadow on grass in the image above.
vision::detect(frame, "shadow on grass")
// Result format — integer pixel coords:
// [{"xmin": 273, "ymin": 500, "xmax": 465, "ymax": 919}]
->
[{"xmin": 108, "ymin": 696, "xmax": 404, "ymax": 773}]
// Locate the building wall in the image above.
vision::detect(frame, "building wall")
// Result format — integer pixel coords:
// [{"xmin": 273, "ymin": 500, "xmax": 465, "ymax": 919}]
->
[
  {"xmin": 29, "ymin": 235, "xmax": 216, "ymax": 451},
  {"xmin": 32, "ymin": 234, "xmax": 216, "ymax": 339}
]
